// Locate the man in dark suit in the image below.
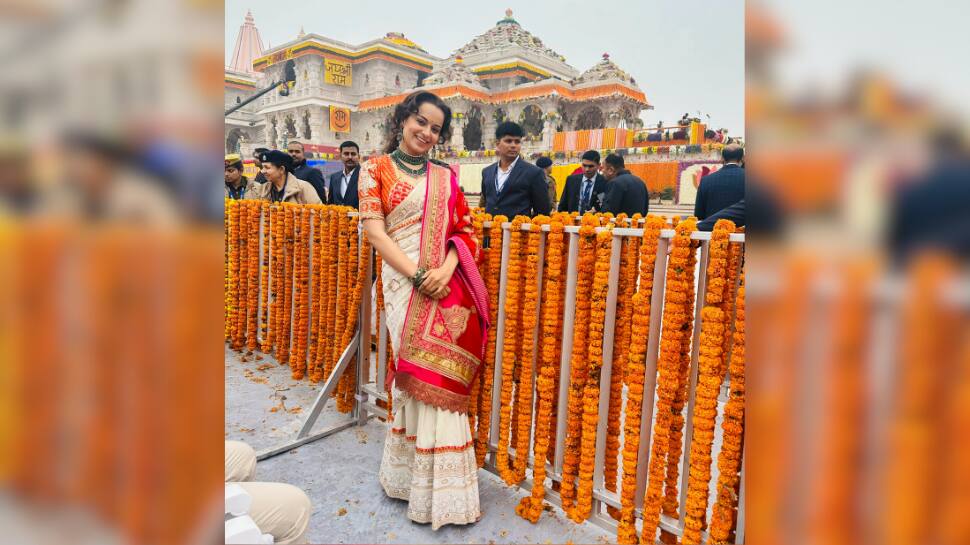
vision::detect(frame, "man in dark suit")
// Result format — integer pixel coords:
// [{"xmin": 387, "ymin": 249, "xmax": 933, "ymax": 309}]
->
[
  {"xmin": 601, "ymin": 153, "xmax": 649, "ymax": 216},
  {"xmin": 694, "ymin": 144, "xmax": 745, "ymax": 220},
  {"xmin": 558, "ymin": 150, "xmax": 608, "ymax": 215},
  {"xmin": 286, "ymin": 140, "xmax": 327, "ymax": 202},
  {"xmin": 479, "ymin": 121, "xmax": 552, "ymax": 219},
  {"xmin": 328, "ymin": 140, "xmax": 360, "ymax": 207}
]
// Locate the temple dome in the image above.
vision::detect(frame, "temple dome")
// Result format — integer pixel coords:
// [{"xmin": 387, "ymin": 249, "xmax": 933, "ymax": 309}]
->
[
  {"xmin": 422, "ymin": 55, "xmax": 482, "ymax": 87},
  {"xmin": 574, "ymin": 53, "xmax": 638, "ymax": 86},
  {"xmin": 454, "ymin": 9, "xmax": 567, "ymax": 64}
]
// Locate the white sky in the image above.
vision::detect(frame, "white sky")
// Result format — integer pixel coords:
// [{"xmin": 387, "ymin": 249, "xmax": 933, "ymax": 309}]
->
[
  {"xmin": 226, "ymin": 0, "xmax": 745, "ymax": 135},
  {"xmin": 766, "ymin": 0, "xmax": 969, "ymax": 117}
]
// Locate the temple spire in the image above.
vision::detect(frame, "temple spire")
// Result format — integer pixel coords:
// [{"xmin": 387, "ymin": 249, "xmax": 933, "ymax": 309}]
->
[{"xmin": 229, "ymin": 9, "xmax": 265, "ymax": 74}]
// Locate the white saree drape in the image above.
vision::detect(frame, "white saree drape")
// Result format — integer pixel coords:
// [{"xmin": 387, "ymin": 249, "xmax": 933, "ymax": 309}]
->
[{"xmin": 361, "ymin": 160, "xmax": 481, "ymax": 530}]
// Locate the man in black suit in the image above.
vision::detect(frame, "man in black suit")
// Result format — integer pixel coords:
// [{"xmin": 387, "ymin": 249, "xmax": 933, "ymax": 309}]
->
[
  {"xmin": 601, "ymin": 153, "xmax": 649, "ymax": 216},
  {"xmin": 328, "ymin": 140, "xmax": 360, "ymax": 207},
  {"xmin": 286, "ymin": 140, "xmax": 327, "ymax": 202},
  {"xmin": 694, "ymin": 144, "xmax": 745, "ymax": 220},
  {"xmin": 479, "ymin": 121, "xmax": 552, "ymax": 219},
  {"xmin": 558, "ymin": 150, "xmax": 608, "ymax": 215}
]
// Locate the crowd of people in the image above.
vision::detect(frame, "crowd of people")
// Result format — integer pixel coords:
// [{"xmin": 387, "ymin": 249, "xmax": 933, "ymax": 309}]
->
[{"xmin": 227, "ymin": 121, "xmax": 748, "ymax": 225}]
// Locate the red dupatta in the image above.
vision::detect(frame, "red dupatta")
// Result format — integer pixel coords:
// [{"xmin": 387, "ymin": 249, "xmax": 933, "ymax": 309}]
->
[{"xmin": 386, "ymin": 162, "xmax": 489, "ymax": 414}]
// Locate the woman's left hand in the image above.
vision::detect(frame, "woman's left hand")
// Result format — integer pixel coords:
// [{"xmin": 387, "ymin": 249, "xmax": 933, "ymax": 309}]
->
[{"xmin": 419, "ymin": 265, "xmax": 454, "ymax": 300}]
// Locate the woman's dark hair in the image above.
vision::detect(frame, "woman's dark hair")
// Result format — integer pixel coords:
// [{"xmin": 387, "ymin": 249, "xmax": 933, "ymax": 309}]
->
[{"xmin": 383, "ymin": 91, "xmax": 453, "ymax": 154}]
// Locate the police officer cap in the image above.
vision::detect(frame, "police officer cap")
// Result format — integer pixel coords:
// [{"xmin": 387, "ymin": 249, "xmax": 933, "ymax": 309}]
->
[{"xmin": 258, "ymin": 150, "xmax": 292, "ymax": 169}]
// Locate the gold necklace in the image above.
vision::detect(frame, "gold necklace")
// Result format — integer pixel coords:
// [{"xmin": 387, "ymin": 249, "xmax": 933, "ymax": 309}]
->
[{"xmin": 391, "ymin": 148, "xmax": 428, "ymax": 176}]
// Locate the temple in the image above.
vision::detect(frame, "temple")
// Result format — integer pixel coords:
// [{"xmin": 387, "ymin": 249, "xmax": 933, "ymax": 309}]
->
[{"xmin": 225, "ymin": 9, "xmax": 651, "ymax": 156}]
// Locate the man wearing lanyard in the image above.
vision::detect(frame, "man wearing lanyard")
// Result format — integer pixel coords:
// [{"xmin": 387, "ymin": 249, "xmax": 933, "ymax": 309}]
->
[
  {"xmin": 327, "ymin": 141, "xmax": 360, "ymax": 208},
  {"xmin": 225, "ymin": 154, "xmax": 259, "ymax": 200},
  {"xmin": 558, "ymin": 150, "xmax": 607, "ymax": 215}
]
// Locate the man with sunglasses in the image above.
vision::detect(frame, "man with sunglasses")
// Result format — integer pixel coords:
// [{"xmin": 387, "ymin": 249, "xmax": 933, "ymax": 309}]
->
[{"xmin": 558, "ymin": 150, "xmax": 607, "ymax": 215}]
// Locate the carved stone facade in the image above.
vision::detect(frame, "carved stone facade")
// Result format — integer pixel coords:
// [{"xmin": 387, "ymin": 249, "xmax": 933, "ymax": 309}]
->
[{"xmin": 225, "ymin": 10, "xmax": 652, "ymax": 156}]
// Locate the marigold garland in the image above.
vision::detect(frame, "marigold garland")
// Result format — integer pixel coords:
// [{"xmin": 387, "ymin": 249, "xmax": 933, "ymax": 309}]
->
[
  {"xmin": 336, "ymin": 218, "xmax": 364, "ymax": 413},
  {"xmin": 682, "ymin": 219, "xmax": 735, "ymax": 544},
  {"xmin": 545, "ymin": 211, "xmax": 572, "ymax": 466},
  {"xmin": 270, "ymin": 204, "xmax": 284, "ymax": 358},
  {"xmin": 311, "ymin": 208, "xmax": 336, "ymax": 382},
  {"xmin": 570, "ymin": 226, "xmax": 614, "ymax": 523},
  {"xmin": 246, "ymin": 201, "xmax": 261, "ymax": 355},
  {"xmin": 233, "ymin": 201, "xmax": 251, "ymax": 352},
  {"xmin": 309, "ymin": 206, "xmax": 323, "ymax": 367},
  {"xmin": 559, "ymin": 216, "xmax": 598, "ymax": 512},
  {"xmin": 641, "ymin": 217, "xmax": 698, "ymax": 545},
  {"xmin": 476, "ymin": 213, "xmax": 504, "ymax": 468},
  {"xmin": 709, "ymin": 274, "xmax": 744, "ymax": 545},
  {"xmin": 259, "ymin": 202, "xmax": 272, "ymax": 353},
  {"xmin": 225, "ymin": 198, "xmax": 233, "ymax": 341},
  {"xmin": 277, "ymin": 204, "xmax": 296, "ymax": 365},
  {"xmin": 516, "ymin": 217, "xmax": 565, "ymax": 523},
  {"xmin": 512, "ymin": 216, "xmax": 545, "ymax": 483},
  {"xmin": 616, "ymin": 215, "xmax": 666, "ymax": 543},
  {"xmin": 467, "ymin": 213, "xmax": 487, "ymax": 444},
  {"xmin": 660, "ymin": 227, "xmax": 700, "ymax": 544},
  {"xmin": 496, "ymin": 215, "xmax": 526, "ymax": 484},
  {"xmin": 605, "ymin": 228, "xmax": 642, "ymax": 508},
  {"xmin": 321, "ymin": 208, "xmax": 341, "ymax": 379},
  {"xmin": 226, "ymin": 200, "xmax": 240, "ymax": 343},
  {"xmin": 289, "ymin": 208, "xmax": 312, "ymax": 380}
]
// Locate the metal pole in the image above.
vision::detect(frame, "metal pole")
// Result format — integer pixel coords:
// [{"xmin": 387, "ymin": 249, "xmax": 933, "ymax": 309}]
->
[
  {"xmin": 678, "ymin": 240, "xmax": 710, "ymax": 522},
  {"xmin": 553, "ymin": 231, "xmax": 579, "ymax": 473},
  {"xmin": 635, "ymin": 236, "xmax": 670, "ymax": 510},
  {"xmin": 592, "ymin": 235, "xmax": 623, "ymax": 497},
  {"xmin": 225, "ymin": 79, "xmax": 282, "ymax": 116},
  {"xmin": 297, "ymin": 329, "xmax": 360, "ymax": 438},
  {"xmin": 487, "ymin": 226, "xmax": 511, "ymax": 462},
  {"xmin": 356, "ymin": 236, "xmax": 373, "ymax": 426}
]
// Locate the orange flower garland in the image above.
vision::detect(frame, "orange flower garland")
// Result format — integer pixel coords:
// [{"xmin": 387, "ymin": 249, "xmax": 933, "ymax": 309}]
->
[
  {"xmin": 569, "ymin": 226, "xmax": 614, "ymax": 523},
  {"xmin": 278, "ymin": 204, "xmax": 296, "ymax": 365},
  {"xmin": 270, "ymin": 204, "xmax": 284, "ymax": 358},
  {"xmin": 516, "ymin": 216, "xmax": 565, "ymax": 523},
  {"xmin": 476, "ymin": 213, "xmax": 505, "ymax": 467},
  {"xmin": 246, "ymin": 201, "xmax": 261, "ymax": 355},
  {"xmin": 660, "ymin": 228, "xmax": 700, "ymax": 542},
  {"xmin": 336, "ymin": 219, "xmax": 363, "ymax": 413},
  {"xmin": 616, "ymin": 215, "xmax": 665, "ymax": 543},
  {"xmin": 496, "ymin": 215, "xmax": 526, "ymax": 484},
  {"xmin": 546, "ymin": 211, "xmax": 572, "ymax": 466},
  {"xmin": 225, "ymin": 198, "xmax": 232, "ymax": 341},
  {"xmin": 330, "ymin": 208, "xmax": 352, "ymax": 389},
  {"xmin": 259, "ymin": 202, "xmax": 272, "ymax": 353},
  {"xmin": 309, "ymin": 207, "xmax": 323, "ymax": 366},
  {"xmin": 559, "ymin": 216, "xmax": 598, "ymax": 512},
  {"xmin": 321, "ymin": 208, "xmax": 341, "ymax": 379},
  {"xmin": 312, "ymin": 207, "xmax": 336, "ymax": 382},
  {"xmin": 513, "ymin": 216, "xmax": 545, "ymax": 482},
  {"xmin": 682, "ymin": 219, "xmax": 735, "ymax": 544},
  {"xmin": 325, "ymin": 207, "xmax": 341, "ymax": 379},
  {"xmin": 640, "ymin": 217, "xmax": 698, "ymax": 545},
  {"xmin": 605, "ymin": 227, "xmax": 642, "ymax": 507},
  {"xmin": 289, "ymin": 208, "xmax": 311, "ymax": 380},
  {"xmin": 709, "ymin": 274, "xmax": 745, "ymax": 545},
  {"xmin": 233, "ymin": 201, "xmax": 250, "ymax": 352},
  {"xmin": 226, "ymin": 199, "xmax": 240, "ymax": 343}
]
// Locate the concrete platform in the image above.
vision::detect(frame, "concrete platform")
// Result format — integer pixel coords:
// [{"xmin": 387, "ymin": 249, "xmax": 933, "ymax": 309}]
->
[{"xmin": 225, "ymin": 346, "xmax": 615, "ymax": 544}]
